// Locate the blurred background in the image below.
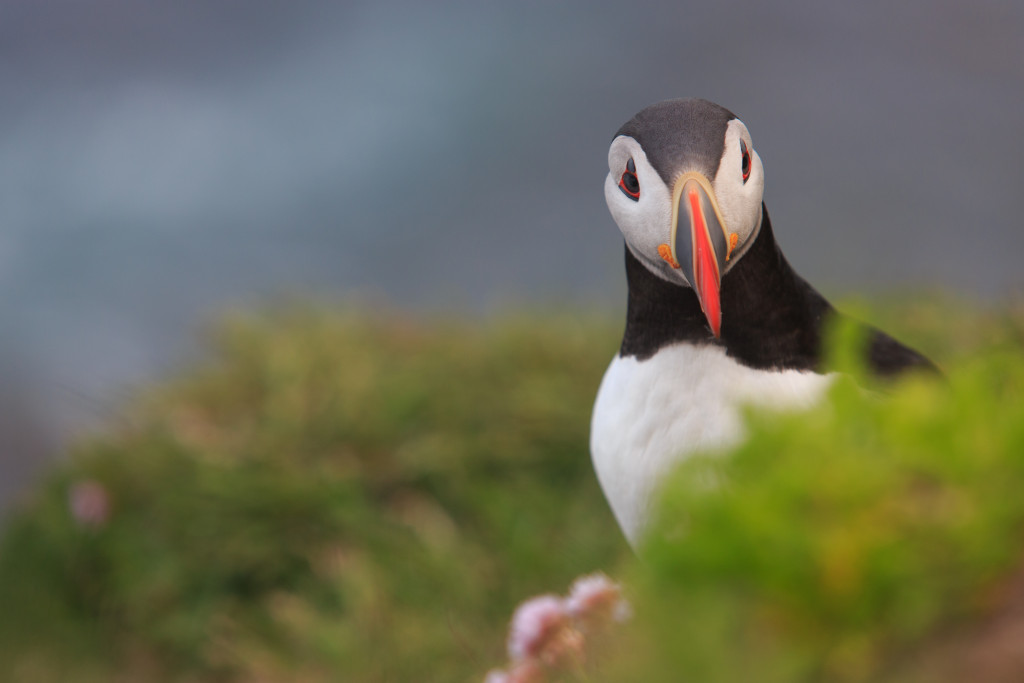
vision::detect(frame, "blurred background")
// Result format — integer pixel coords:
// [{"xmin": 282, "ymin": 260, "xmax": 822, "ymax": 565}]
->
[{"xmin": 1, "ymin": 0, "xmax": 1022, "ymax": 508}]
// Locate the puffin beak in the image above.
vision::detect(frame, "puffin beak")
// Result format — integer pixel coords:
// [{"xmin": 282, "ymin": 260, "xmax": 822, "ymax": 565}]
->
[{"xmin": 671, "ymin": 173, "xmax": 730, "ymax": 338}]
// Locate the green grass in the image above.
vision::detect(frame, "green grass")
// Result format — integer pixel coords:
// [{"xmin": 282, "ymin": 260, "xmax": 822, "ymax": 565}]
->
[
  {"xmin": 0, "ymin": 308, "xmax": 629, "ymax": 682},
  {"xmin": 0, "ymin": 299, "xmax": 1021, "ymax": 682}
]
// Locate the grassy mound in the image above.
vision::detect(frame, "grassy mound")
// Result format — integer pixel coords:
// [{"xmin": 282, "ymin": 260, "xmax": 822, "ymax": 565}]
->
[
  {"xmin": 0, "ymin": 298, "xmax": 1021, "ymax": 682},
  {"xmin": 0, "ymin": 308, "xmax": 629, "ymax": 682}
]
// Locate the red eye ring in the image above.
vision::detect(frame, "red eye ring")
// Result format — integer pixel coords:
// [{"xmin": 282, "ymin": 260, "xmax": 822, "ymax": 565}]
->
[
  {"xmin": 619, "ymin": 158, "xmax": 640, "ymax": 200},
  {"xmin": 740, "ymin": 139, "xmax": 751, "ymax": 182}
]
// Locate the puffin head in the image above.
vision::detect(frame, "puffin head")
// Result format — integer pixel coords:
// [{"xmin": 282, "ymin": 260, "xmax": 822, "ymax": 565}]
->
[{"xmin": 605, "ymin": 98, "xmax": 765, "ymax": 338}]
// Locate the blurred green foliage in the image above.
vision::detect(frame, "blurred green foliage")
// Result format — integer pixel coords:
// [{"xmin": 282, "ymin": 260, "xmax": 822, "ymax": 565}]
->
[
  {"xmin": 0, "ymin": 298, "xmax": 1021, "ymax": 682},
  {"xmin": 0, "ymin": 308, "xmax": 629, "ymax": 682},
  {"xmin": 596, "ymin": 299, "xmax": 1024, "ymax": 683}
]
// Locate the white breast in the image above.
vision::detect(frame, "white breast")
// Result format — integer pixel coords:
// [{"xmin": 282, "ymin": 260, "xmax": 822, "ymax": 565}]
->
[{"xmin": 590, "ymin": 343, "xmax": 833, "ymax": 547}]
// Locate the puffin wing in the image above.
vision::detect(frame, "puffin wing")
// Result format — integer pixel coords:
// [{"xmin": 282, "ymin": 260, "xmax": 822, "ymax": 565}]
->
[{"xmin": 866, "ymin": 327, "xmax": 939, "ymax": 377}]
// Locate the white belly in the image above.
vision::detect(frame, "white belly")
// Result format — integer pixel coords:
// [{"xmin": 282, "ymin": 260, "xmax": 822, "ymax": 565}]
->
[{"xmin": 590, "ymin": 343, "xmax": 833, "ymax": 547}]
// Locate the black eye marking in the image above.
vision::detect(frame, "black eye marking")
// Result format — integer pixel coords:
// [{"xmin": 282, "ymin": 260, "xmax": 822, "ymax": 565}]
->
[
  {"xmin": 619, "ymin": 157, "xmax": 640, "ymax": 200},
  {"xmin": 740, "ymin": 139, "xmax": 751, "ymax": 182}
]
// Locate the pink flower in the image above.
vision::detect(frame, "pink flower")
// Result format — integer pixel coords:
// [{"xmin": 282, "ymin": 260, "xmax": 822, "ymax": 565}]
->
[
  {"xmin": 68, "ymin": 479, "xmax": 111, "ymax": 528},
  {"xmin": 487, "ymin": 572, "xmax": 632, "ymax": 681},
  {"xmin": 539, "ymin": 625, "xmax": 584, "ymax": 669},
  {"xmin": 507, "ymin": 594, "xmax": 570, "ymax": 662},
  {"xmin": 566, "ymin": 573, "xmax": 631, "ymax": 628}
]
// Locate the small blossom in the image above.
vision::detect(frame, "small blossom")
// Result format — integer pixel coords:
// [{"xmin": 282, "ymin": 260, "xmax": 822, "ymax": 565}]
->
[
  {"xmin": 539, "ymin": 624, "xmax": 585, "ymax": 669},
  {"xmin": 488, "ymin": 572, "xmax": 632, "ymax": 681},
  {"xmin": 68, "ymin": 479, "xmax": 111, "ymax": 528},
  {"xmin": 507, "ymin": 594, "xmax": 570, "ymax": 662},
  {"xmin": 566, "ymin": 573, "xmax": 631, "ymax": 628}
]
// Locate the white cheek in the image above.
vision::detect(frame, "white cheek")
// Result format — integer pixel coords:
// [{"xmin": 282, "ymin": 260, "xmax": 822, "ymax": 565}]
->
[
  {"xmin": 714, "ymin": 177, "xmax": 746, "ymax": 236},
  {"xmin": 714, "ymin": 121, "xmax": 765, "ymax": 255},
  {"xmin": 605, "ymin": 173, "xmax": 679, "ymax": 281},
  {"xmin": 604, "ymin": 173, "xmax": 641, "ymax": 243},
  {"xmin": 713, "ymin": 148, "xmax": 764, "ymax": 271}
]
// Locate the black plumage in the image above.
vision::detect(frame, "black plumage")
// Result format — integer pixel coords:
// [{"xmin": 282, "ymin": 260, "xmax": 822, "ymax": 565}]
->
[{"xmin": 619, "ymin": 204, "xmax": 937, "ymax": 377}]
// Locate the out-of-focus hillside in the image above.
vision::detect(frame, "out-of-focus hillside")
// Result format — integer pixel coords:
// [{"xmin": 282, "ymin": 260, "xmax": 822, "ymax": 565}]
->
[
  {"xmin": 0, "ymin": 299, "xmax": 1022, "ymax": 682},
  {"xmin": 0, "ymin": 309, "xmax": 629, "ymax": 682}
]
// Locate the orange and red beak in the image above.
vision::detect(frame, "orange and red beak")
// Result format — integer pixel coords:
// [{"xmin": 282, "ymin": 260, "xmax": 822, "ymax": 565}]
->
[{"xmin": 670, "ymin": 174, "xmax": 731, "ymax": 338}]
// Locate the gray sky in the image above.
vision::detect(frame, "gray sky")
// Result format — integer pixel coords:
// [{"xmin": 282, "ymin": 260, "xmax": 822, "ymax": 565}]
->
[{"xmin": 0, "ymin": 0, "xmax": 1022, "ymax": 491}]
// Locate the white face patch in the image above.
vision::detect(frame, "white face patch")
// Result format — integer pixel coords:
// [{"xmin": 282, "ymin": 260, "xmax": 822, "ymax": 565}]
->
[
  {"xmin": 710, "ymin": 119, "xmax": 764, "ymax": 268},
  {"xmin": 604, "ymin": 119, "xmax": 766, "ymax": 287},
  {"xmin": 605, "ymin": 136, "xmax": 678, "ymax": 283}
]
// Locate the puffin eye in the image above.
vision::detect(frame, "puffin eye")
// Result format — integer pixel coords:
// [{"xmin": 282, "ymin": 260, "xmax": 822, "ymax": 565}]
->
[
  {"xmin": 740, "ymin": 139, "xmax": 751, "ymax": 182},
  {"xmin": 618, "ymin": 158, "xmax": 640, "ymax": 200}
]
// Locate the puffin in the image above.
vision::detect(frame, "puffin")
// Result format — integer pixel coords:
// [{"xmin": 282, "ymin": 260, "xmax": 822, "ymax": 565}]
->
[{"xmin": 590, "ymin": 98, "xmax": 935, "ymax": 547}]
